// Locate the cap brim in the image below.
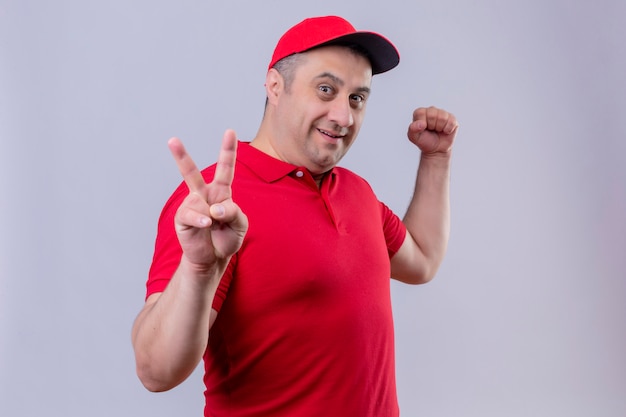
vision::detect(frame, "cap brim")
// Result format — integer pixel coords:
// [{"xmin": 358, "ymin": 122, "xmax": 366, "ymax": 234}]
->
[{"xmin": 316, "ymin": 32, "xmax": 400, "ymax": 74}]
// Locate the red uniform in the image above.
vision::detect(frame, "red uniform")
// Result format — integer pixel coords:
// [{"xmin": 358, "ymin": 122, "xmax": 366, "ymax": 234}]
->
[{"xmin": 147, "ymin": 142, "xmax": 406, "ymax": 416}]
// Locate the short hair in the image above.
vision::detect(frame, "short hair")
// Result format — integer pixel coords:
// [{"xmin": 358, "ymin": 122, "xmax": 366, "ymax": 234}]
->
[{"xmin": 272, "ymin": 54, "xmax": 302, "ymax": 93}]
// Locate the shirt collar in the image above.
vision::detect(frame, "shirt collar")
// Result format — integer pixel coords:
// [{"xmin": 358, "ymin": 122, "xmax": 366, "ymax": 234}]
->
[{"xmin": 237, "ymin": 141, "xmax": 334, "ymax": 183}]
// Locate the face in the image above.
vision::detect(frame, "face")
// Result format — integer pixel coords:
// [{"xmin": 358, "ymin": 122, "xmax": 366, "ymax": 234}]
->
[{"xmin": 267, "ymin": 46, "xmax": 373, "ymax": 176}]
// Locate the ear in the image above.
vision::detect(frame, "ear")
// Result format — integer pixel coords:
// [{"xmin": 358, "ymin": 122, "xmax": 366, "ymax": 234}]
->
[{"xmin": 265, "ymin": 68, "xmax": 283, "ymax": 106}]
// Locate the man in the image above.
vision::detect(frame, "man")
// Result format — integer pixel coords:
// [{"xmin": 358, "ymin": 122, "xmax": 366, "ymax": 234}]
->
[{"xmin": 132, "ymin": 15, "xmax": 458, "ymax": 417}]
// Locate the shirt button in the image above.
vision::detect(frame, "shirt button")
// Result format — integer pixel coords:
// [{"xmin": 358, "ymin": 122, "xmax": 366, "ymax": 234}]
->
[{"xmin": 295, "ymin": 170, "xmax": 304, "ymax": 178}]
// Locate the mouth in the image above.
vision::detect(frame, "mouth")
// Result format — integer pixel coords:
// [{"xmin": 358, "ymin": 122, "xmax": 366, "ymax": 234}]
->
[{"xmin": 317, "ymin": 128, "xmax": 347, "ymax": 141}]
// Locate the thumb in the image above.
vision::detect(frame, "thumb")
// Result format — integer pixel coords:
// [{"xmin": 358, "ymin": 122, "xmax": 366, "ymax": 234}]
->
[{"xmin": 209, "ymin": 200, "xmax": 248, "ymax": 231}]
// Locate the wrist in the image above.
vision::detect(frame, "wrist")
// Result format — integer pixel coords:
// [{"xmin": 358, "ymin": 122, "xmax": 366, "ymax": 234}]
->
[
  {"xmin": 180, "ymin": 254, "xmax": 229, "ymax": 280},
  {"xmin": 420, "ymin": 150, "xmax": 452, "ymax": 165}
]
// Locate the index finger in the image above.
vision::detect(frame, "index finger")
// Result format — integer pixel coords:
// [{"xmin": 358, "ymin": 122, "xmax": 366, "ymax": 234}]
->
[
  {"xmin": 211, "ymin": 129, "xmax": 238, "ymax": 192},
  {"xmin": 168, "ymin": 137, "xmax": 206, "ymax": 193}
]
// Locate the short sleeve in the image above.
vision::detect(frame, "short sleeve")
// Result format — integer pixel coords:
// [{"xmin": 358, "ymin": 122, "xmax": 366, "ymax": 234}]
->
[{"xmin": 379, "ymin": 202, "xmax": 406, "ymax": 258}]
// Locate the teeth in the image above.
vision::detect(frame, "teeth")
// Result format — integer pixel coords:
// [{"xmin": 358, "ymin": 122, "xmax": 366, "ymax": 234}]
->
[{"xmin": 319, "ymin": 129, "xmax": 340, "ymax": 138}]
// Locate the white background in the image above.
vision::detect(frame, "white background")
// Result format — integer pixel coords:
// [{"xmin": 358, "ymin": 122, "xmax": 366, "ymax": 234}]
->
[{"xmin": 1, "ymin": 0, "xmax": 625, "ymax": 416}]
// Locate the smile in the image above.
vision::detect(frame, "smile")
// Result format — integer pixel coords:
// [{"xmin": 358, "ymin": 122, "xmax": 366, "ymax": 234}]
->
[{"xmin": 317, "ymin": 128, "xmax": 346, "ymax": 140}]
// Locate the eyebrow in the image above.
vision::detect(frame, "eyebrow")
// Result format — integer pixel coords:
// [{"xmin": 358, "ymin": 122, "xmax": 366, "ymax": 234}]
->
[{"xmin": 315, "ymin": 72, "xmax": 371, "ymax": 95}]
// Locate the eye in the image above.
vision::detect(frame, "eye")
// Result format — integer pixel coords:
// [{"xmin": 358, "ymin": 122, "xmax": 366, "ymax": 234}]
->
[
  {"xmin": 350, "ymin": 94, "xmax": 365, "ymax": 103},
  {"xmin": 350, "ymin": 94, "xmax": 366, "ymax": 108},
  {"xmin": 318, "ymin": 85, "xmax": 334, "ymax": 95}
]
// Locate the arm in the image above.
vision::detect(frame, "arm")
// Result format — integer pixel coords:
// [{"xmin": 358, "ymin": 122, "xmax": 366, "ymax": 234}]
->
[
  {"xmin": 131, "ymin": 130, "xmax": 248, "ymax": 392},
  {"xmin": 391, "ymin": 106, "xmax": 458, "ymax": 285}
]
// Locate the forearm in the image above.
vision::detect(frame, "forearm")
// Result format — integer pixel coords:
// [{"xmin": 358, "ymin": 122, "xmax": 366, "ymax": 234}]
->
[
  {"xmin": 402, "ymin": 152, "xmax": 451, "ymax": 280},
  {"xmin": 131, "ymin": 257, "xmax": 225, "ymax": 391}
]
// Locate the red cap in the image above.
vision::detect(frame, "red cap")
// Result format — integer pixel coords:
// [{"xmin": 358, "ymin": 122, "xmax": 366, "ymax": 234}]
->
[{"xmin": 268, "ymin": 16, "xmax": 400, "ymax": 75}]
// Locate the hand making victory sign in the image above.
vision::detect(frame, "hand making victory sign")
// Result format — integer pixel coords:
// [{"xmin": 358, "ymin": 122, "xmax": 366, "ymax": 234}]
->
[
  {"xmin": 132, "ymin": 130, "xmax": 248, "ymax": 392},
  {"xmin": 168, "ymin": 129, "xmax": 248, "ymax": 270}
]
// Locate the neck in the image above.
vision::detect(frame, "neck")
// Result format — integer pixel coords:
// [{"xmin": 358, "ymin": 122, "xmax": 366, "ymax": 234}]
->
[
  {"xmin": 312, "ymin": 172, "xmax": 326, "ymax": 188},
  {"xmin": 252, "ymin": 119, "xmax": 329, "ymax": 189}
]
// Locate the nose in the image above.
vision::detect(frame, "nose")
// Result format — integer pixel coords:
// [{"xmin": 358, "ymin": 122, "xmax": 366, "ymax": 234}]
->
[{"xmin": 328, "ymin": 97, "xmax": 354, "ymax": 129}]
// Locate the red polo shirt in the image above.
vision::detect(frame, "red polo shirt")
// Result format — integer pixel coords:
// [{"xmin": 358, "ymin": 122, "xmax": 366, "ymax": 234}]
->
[{"xmin": 147, "ymin": 142, "xmax": 406, "ymax": 417}]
